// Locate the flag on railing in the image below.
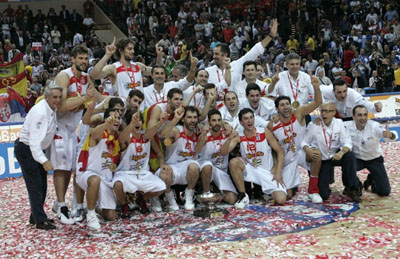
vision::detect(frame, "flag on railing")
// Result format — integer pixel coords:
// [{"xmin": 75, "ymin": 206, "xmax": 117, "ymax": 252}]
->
[
  {"xmin": 7, "ymin": 87, "xmax": 26, "ymax": 118},
  {"xmin": 0, "ymin": 53, "xmax": 28, "ymax": 97}
]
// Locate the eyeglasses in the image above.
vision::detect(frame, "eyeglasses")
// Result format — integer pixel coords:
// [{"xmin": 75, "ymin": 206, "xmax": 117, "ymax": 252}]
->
[{"xmin": 320, "ymin": 109, "xmax": 335, "ymax": 113}]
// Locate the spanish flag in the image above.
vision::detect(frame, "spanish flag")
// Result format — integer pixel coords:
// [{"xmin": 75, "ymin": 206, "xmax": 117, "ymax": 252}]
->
[
  {"xmin": 0, "ymin": 53, "xmax": 28, "ymax": 97},
  {"xmin": 77, "ymin": 129, "xmax": 121, "ymax": 172},
  {"xmin": 143, "ymin": 103, "xmax": 162, "ymax": 172}
]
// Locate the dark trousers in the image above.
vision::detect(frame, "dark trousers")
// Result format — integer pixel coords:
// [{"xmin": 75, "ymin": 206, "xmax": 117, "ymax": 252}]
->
[
  {"xmin": 357, "ymin": 156, "xmax": 391, "ymax": 196},
  {"xmin": 14, "ymin": 139, "xmax": 48, "ymax": 224},
  {"xmin": 319, "ymin": 151, "xmax": 359, "ymax": 200}
]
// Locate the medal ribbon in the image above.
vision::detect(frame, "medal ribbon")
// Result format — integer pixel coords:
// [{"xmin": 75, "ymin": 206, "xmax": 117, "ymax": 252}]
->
[
  {"xmin": 216, "ymin": 69, "xmax": 225, "ymax": 83},
  {"xmin": 72, "ymin": 67, "xmax": 82, "ymax": 94},
  {"xmin": 154, "ymin": 89, "xmax": 165, "ymax": 103},
  {"xmin": 321, "ymin": 120, "xmax": 333, "ymax": 156},
  {"xmin": 183, "ymin": 127, "xmax": 197, "ymax": 156},
  {"xmin": 245, "ymin": 129, "xmax": 257, "ymax": 159},
  {"xmin": 121, "ymin": 63, "xmax": 136, "ymax": 85},
  {"xmin": 281, "ymin": 119, "xmax": 295, "ymax": 151},
  {"xmin": 288, "ymin": 74, "xmax": 299, "ymax": 102},
  {"xmin": 131, "ymin": 134, "xmax": 144, "ymax": 153}
]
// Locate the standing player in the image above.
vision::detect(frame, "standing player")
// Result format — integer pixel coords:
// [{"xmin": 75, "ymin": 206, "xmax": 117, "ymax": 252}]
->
[
  {"xmin": 51, "ymin": 45, "xmax": 96, "ymax": 225},
  {"xmin": 90, "ymin": 37, "xmax": 163, "ymax": 99},
  {"xmin": 268, "ymin": 76, "xmax": 323, "ymax": 202},
  {"xmin": 207, "ymin": 19, "xmax": 278, "ymax": 99}
]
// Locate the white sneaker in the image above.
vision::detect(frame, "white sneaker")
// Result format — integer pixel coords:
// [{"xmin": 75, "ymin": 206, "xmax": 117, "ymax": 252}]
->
[
  {"xmin": 309, "ymin": 193, "xmax": 323, "ymax": 203},
  {"xmin": 263, "ymin": 193, "xmax": 273, "ymax": 201},
  {"xmin": 234, "ymin": 193, "xmax": 250, "ymax": 209},
  {"xmin": 87, "ymin": 213, "xmax": 101, "ymax": 231},
  {"xmin": 184, "ymin": 188, "xmax": 195, "ymax": 210},
  {"xmin": 151, "ymin": 197, "xmax": 162, "ymax": 212},
  {"xmin": 52, "ymin": 201, "xmax": 58, "ymax": 214},
  {"xmin": 57, "ymin": 206, "xmax": 75, "ymax": 225},
  {"xmin": 73, "ymin": 208, "xmax": 85, "ymax": 222},
  {"xmin": 164, "ymin": 191, "xmax": 179, "ymax": 211}
]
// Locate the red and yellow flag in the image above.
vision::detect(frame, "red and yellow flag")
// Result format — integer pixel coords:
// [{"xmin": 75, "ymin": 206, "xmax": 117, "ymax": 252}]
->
[{"xmin": 0, "ymin": 53, "xmax": 28, "ymax": 97}]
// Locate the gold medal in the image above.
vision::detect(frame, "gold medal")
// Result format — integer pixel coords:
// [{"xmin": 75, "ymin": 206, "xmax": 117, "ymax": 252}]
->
[
  {"xmin": 263, "ymin": 78, "xmax": 272, "ymax": 84},
  {"xmin": 292, "ymin": 101, "xmax": 300, "ymax": 108},
  {"xmin": 164, "ymin": 138, "xmax": 172, "ymax": 147},
  {"xmin": 253, "ymin": 159, "xmax": 259, "ymax": 167},
  {"xmin": 110, "ymin": 163, "xmax": 116, "ymax": 172},
  {"xmin": 291, "ymin": 144, "xmax": 296, "ymax": 153}
]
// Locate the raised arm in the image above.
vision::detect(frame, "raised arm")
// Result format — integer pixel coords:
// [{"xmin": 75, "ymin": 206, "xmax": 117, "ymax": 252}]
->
[
  {"xmin": 220, "ymin": 126, "xmax": 239, "ymax": 155},
  {"xmin": 183, "ymin": 85, "xmax": 204, "ymax": 106},
  {"xmin": 90, "ymin": 113, "xmax": 118, "ymax": 146},
  {"xmin": 144, "ymin": 111, "xmax": 169, "ymax": 139},
  {"xmin": 90, "ymin": 37, "xmax": 117, "ymax": 80},
  {"xmin": 159, "ymin": 106, "xmax": 184, "ymax": 139},
  {"xmin": 195, "ymin": 124, "xmax": 209, "ymax": 153},
  {"xmin": 298, "ymin": 76, "xmax": 322, "ymax": 117}
]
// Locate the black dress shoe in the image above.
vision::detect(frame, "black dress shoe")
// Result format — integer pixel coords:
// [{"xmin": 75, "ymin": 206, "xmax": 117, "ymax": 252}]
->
[
  {"xmin": 363, "ymin": 174, "xmax": 372, "ymax": 191},
  {"xmin": 36, "ymin": 221, "xmax": 56, "ymax": 230},
  {"xmin": 136, "ymin": 193, "xmax": 150, "ymax": 214},
  {"xmin": 120, "ymin": 204, "xmax": 130, "ymax": 219},
  {"xmin": 347, "ymin": 189, "xmax": 362, "ymax": 203},
  {"xmin": 30, "ymin": 218, "xmax": 55, "ymax": 225}
]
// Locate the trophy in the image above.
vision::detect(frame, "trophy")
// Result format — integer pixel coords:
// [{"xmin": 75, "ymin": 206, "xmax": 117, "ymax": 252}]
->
[{"xmin": 193, "ymin": 192, "xmax": 228, "ymax": 218}]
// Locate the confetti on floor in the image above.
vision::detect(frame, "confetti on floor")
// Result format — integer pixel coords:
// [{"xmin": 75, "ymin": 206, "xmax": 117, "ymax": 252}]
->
[{"xmin": 0, "ymin": 142, "xmax": 399, "ymax": 258}]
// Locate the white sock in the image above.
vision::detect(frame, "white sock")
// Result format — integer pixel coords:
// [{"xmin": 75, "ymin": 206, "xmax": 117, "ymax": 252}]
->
[
  {"xmin": 87, "ymin": 209, "xmax": 96, "ymax": 217},
  {"xmin": 77, "ymin": 203, "xmax": 84, "ymax": 210},
  {"xmin": 58, "ymin": 202, "xmax": 66, "ymax": 208}
]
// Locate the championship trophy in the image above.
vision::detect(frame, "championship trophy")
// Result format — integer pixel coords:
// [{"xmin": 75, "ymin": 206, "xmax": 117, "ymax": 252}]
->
[{"xmin": 193, "ymin": 192, "xmax": 228, "ymax": 218}]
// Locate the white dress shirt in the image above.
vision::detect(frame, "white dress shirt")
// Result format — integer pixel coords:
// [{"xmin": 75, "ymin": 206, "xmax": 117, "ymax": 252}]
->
[
  {"xmin": 232, "ymin": 78, "xmax": 269, "ymax": 99},
  {"xmin": 206, "ymin": 42, "xmax": 265, "ymax": 98},
  {"xmin": 220, "ymin": 105, "xmax": 268, "ymax": 129},
  {"xmin": 273, "ymin": 71, "xmax": 314, "ymax": 106},
  {"xmin": 344, "ymin": 120, "xmax": 394, "ymax": 160},
  {"xmin": 320, "ymin": 85, "xmax": 378, "ymax": 118},
  {"xmin": 239, "ymin": 97, "xmax": 275, "ymax": 122},
  {"xmin": 301, "ymin": 118, "xmax": 352, "ymax": 160},
  {"xmin": 143, "ymin": 77, "xmax": 192, "ymax": 108},
  {"xmin": 19, "ymin": 99, "xmax": 57, "ymax": 164}
]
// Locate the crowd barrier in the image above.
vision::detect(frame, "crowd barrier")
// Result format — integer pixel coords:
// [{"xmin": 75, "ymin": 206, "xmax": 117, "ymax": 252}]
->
[{"xmin": 1, "ymin": 92, "xmax": 399, "ymax": 179}]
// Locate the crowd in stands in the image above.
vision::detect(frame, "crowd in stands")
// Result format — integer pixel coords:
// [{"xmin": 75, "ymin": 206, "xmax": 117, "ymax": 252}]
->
[{"xmin": 0, "ymin": 0, "xmax": 400, "ymax": 114}]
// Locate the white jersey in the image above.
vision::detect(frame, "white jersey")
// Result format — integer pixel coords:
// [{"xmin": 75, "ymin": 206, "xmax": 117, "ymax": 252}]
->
[
  {"xmin": 82, "ymin": 138, "xmax": 114, "ymax": 182},
  {"xmin": 165, "ymin": 125, "xmax": 199, "ymax": 164},
  {"xmin": 220, "ymin": 105, "xmax": 268, "ymax": 129},
  {"xmin": 272, "ymin": 114, "xmax": 306, "ymax": 165},
  {"xmin": 239, "ymin": 97, "xmax": 275, "ymax": 122},
  {"xmin": 113, "ymin": 61, "xmax": 143, "ymax": 98},
  {"xmin": 199, "ymin": 131, "xmax": 230, "ymax": 170},
  {"xmin": 117, "ymin": 134, "xmax": 151, "ymax": 172},
  {"xmin": 233, "ymin": 79, "xmax": 269, "ymax": 99},
  {"xmin": 143, "ymin": 78, "xmax": 191, "ymax": 108},
  {"xmin": 239, "ymin": 127, "xmax": 273, "ymax": 170},
  {"xmin": 183, "ymin": 85, "xmax": 206, "ymax": 109},
  {"xmin": 57, "ymin": 67, "xmax": 89, "ymax": 131}
]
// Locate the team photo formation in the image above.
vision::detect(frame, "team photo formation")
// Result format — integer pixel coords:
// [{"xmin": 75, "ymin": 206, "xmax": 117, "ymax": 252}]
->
[{"xmin": 12, "ymin": 6, "xmax": 397, "ymax": 233}]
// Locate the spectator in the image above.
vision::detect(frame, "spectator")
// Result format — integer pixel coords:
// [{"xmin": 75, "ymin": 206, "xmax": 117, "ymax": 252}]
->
[
  {"xmin": 59, "ymin": 5, "xmax": 70, "ymax": 25},
  {"xmin": 305, "ymin": 55, "xmax": 318, "ymax": 74},
  {"xmin": 286, "ymin": 35, "xmax": 299, "ymax": 51},
  {"xmin": 82, "ymin": 14, "xmax": 95, "ymax": 31},
  {"xmin": 51, "ymin": 26, "xmax": 61, "ymax": 50}
]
